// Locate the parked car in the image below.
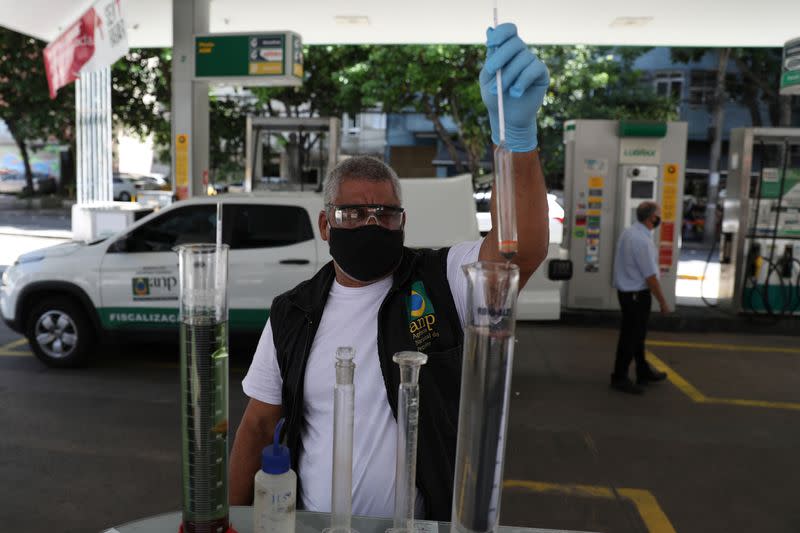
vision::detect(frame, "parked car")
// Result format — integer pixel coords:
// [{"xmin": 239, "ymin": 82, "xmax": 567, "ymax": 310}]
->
[
  {"xmin": 476, "ymin": 191, "xmax": 565, "ymax": 245},
  {"xmin": 1, "ymin": 176, "xmax": 567, "ymax": 367},
  {"xmin": 133, "ymin": 174, "xmax": 170, "ymax": 191},
  {"xmin": 112, "ymin": 175, "xmax": 137, "ymax": 201}
]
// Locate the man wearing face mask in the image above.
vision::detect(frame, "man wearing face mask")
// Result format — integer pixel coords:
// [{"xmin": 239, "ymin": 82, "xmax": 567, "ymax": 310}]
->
[
  {"xmin": 229, "ymin": 23, "xmax": 550, "ymax": 521},
  {"xmin": 610, "ymin": 201, "xmax": 671, "ymax": 395}
]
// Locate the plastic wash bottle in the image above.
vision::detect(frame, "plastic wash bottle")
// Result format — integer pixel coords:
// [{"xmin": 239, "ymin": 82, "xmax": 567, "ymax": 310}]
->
[{"xmin": 254, "ymin": 418, "xmax": 296, "ymax": 533}]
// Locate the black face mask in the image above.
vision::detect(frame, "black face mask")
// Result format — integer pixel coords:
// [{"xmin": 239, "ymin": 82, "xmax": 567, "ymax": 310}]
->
[
  {"xmin": 329, "ymin": 225, "xmax": 404, "ymax": 282},
  {"xmin": 652, "ymin": 216, "xmax": 661, "ymax": 228}
]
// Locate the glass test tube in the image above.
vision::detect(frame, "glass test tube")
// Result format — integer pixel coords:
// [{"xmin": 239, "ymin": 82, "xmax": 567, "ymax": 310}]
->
[
  {"xmin": 493, "ymin": 146, "xmax": 518, "ymax": 260},
  {"xmin": 451, "ymin": 261, "xmax": 520, "ymax": 533},
  {"xmin": 330, "ymin": 347, "xmax": 356, "ymax": 533},
  {"xmin": 177, "ymin": 243, "xmax": 231, "ymax": 533},
  {"xmin": 492, "ymin": 1, "xmax": 517, "ymax": 260},
  {"xmin": 391, "ymin": 351, "xmax": 428, "ymax": 533}
]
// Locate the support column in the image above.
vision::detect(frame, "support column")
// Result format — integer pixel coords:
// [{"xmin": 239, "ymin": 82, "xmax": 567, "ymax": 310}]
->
[
  {"xmin": 172, "ymin": 0, "xmax": 209, "ymax": 199},
  {"xmin": 75, "ymin": 67, "xmax": 113, "ymax": 203}
]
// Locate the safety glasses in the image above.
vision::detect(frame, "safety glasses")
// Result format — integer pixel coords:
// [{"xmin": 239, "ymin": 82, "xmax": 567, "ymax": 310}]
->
[{"xmin": 327, "ymin": 203, "xmax": 405, "ymax": 230}]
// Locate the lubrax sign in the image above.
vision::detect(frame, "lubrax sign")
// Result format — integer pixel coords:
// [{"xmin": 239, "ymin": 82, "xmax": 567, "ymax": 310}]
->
[
  {"xmin": 619, "ymin": 138, "xmax": 661, "ymax": 164},
  {"xmin": 623, "ymin": 148, "xmax": 657, "ymax": 158}
]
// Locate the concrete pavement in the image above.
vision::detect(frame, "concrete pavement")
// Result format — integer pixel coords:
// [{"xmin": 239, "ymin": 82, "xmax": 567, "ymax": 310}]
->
[{"xmin": 2, "ymin": 321, "xmax": 799, "ymax": 533}]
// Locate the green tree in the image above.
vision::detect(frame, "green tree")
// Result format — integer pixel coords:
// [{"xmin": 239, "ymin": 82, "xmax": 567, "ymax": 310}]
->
[
  {"xmin": 536, "ymin": 45, "xmax": 677, "ymax": 188},
  {"xmin": 671, "ymin": 47, "xmax": 797, "ymax": 128},
  {"xmin": 360, "ymin": 44, "xmax": 673, "ymax": 185},
  {"xmin": 111, "ymin": 48, "xmax": 172, "ymax": 158},
  {"xmin": 251, "ymin": 45, "xmax": 373, "ymax": 118},
  {"xmin": 209, "ymin": 94, "xmax": 257, "ymax": 182},
  {"xmin": 362, "ymin": 45, "xmax": 488, "ymax": 178},
  {"xmin": 111, "ymin": 48, "xmax": 259, "ymax": 182},
  {"xmin": 0, "ymin": 28, "xmax": 74, "ymax": 192},
  {"xmin": 247, "ymin": 45, "xmax": 374, "ymax": 181}
]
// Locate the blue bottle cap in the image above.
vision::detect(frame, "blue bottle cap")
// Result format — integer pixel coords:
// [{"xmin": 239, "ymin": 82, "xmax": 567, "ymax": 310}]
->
[{"xmin": 262, "ymin": 418, "xmax": 290, "ymax": 475}]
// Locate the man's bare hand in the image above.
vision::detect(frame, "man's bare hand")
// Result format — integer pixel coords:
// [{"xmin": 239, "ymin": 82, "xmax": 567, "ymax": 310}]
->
[{"xmin": 659, "ymin": 301, "xmax": 672, "ymax": 315}]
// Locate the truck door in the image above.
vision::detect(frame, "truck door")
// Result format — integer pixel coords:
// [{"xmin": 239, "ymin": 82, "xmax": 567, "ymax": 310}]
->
[
  {"xmin": 225, "ymin": 203, "xmax": 317, "ymax": 331},
  {"xmin": 98, "ymin": 204, "xmax": 216, "ymax": 330}
]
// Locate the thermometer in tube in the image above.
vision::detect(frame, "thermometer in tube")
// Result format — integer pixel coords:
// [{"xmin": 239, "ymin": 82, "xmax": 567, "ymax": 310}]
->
[{"xmin": 492, "ymin": 0, "xmax": 518, "ymax": 260}]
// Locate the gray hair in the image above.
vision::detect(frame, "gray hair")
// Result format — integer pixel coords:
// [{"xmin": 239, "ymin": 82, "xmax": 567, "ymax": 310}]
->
[
  {"xmin": 636, "ymin": 201, "xmax": 659, "ymax": 222},
  {"xmin": 323, "ymin": 156, "xmax": 402, "ymax": 207}
]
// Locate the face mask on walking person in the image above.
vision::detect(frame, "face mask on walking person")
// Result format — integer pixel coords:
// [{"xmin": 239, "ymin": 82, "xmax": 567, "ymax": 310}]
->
[{"xmin": 652, "ymin": 216, "xmax": 661, "ymax": 229}]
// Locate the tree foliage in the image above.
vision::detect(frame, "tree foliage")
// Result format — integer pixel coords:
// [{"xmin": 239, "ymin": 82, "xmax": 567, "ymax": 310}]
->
[
  {"xmin": 670, "ymin": 47, "xmax": 797, "ymax": 127},
  {"xmin": 0, "ymin": 27, "xmax": 682, "ymax": 195},
  {"xmin": 111, "ymin": 48, "xmax": 171, "ymax": 153},
  {"xmin": 362, "ymin": 45, "xmax": 488, "ymax": 177},
  {"xmin": 251, "ymin": 45, "xmax": 373, "ymax": 118},
  {"xmin": 535, "ymin": 45, "xmax": 677, "ymax": 187},
  {"xmin": 0, "ymin": 28, "xmax": 74, "ymax": 190}
]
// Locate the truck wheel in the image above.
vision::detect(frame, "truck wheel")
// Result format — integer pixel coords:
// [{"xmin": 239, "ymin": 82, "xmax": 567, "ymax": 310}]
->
[
  {"xmin": 119, "ymin": 191, "xmax": 131, "ymax": 202},
  {"xmin": 25, "ymin": 297, "xmax": 94, "ymax": 368}
]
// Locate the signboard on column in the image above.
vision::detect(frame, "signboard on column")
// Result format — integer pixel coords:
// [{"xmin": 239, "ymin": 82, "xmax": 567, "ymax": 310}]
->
[
  {"xmin": 659, "ymin": 163, "xmax": 680, "ymax": 273},
  {"xmin": 175, "ymin": 134, "xmax": 190, "ymax": 200},
  {"xmin": 781, "ymin": 37, "xmax": 800, "ymax": 95},
  {"xmin": 43, "ymin": 0, "xmax": 129, "ymax": 98},
  {"xmin": 194, "ymin": 31, "xmax": 303, "ymax": 86}
]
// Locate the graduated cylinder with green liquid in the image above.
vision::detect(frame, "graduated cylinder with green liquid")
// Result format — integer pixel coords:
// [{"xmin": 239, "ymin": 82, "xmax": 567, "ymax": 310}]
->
[{"xmin": 176, "ymin": 243, "xmax": 233, "ymax": 533}]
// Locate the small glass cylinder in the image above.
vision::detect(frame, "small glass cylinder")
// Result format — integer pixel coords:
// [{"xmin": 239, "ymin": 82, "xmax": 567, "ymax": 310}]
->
[
  {"xmin": 392, "ymin": 351, "xmax": 428, "ymax": 532},
  {"xmin": 451, "ymin": 261, "xmax": 519, "ymax": 533},
  {"xmin": 177, "ymin": 244, "xmax": 231, "ymax": 533},
  {"xmin": 330, "ymin": 347, "xmax": 356, "ymax": 533},
  {"xmin": 493, "ymin": 144, "xmax": 517, "ymax": 260}
]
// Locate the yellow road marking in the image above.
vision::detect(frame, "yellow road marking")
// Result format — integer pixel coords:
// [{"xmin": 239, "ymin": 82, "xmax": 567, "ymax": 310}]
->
[
  {"xmin": 0, "ymin": 338, "xmax": 32, "ymax": 357},
  {"xmin": 677, "ymin": 274, "xmax": 704, "ymax": 280},
  {"xmin": 646, "ymin": 339, "xmax": 800, "ymax": 355},
  {"xmin": 505, "ymin": 480, "xmax": 676, "ymax": 533},
  {"xmin": 703, "ymin": 397, "xmax": 800, "ymax": 411},
  {"xmin": 617, "ymin": 488, "xmax": 679, "ymax": 533},
  {"xmin": 646, "ymin": 351, "xmax": 707, "ymax": 403},
  {"xmin": 505, "ymin": 479, "xmax": 614, "ymax": 499},
  {"xmin": 647, "ymin": 350, "xmax": 800, "ymax": 411},
  {"xmin": 0, "ymin": 338, "xmax": 28, "ymax": 350}
]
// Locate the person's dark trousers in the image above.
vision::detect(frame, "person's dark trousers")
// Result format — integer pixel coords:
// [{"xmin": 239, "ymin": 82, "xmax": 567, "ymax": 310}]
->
[{"xmin": 613, "ymin": 289, "xmax": 651, "ymax": 381}]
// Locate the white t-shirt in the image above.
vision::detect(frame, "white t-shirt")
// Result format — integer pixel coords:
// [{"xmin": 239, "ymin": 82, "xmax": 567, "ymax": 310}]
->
[{"xmin": 242, "ymin": 240, "xmax": 482, "ymax": 518}]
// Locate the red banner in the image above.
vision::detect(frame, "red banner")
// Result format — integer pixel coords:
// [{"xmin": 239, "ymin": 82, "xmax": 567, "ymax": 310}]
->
[
  {"xmin": 43, "ymin": 10, "xmax": 99, "ymax": 98},
  {"xmin": 42, "ymin": 0, "xmax": 128, "ymax": 99}
]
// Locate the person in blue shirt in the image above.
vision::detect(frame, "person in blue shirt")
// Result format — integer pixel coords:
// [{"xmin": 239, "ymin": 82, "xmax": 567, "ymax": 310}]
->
[{"xmin": 611, "ymin": 201, "xmax": 671, "ymax": 394}]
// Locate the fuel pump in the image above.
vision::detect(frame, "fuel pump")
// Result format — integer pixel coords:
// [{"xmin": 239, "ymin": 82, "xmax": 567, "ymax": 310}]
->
[
  {"xmin": 562, "ymin": 119, "xmax": 688, "ymax": 311},
  {"xmin": 719, "ymin": 128, "xmax": 800, "ymax": 316}
]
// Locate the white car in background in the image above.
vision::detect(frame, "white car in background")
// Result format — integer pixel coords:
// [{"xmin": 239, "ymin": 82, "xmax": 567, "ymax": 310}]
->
[
  {"xmin": 1, "ymin": 175, "xmax": 568, "ymax": 367},
  {"xmin": 112, "ymin": 175, "xmax": 137, "ymax": 201},
  {"xmin": 471, "ymin": 189, "xmax": 568, "ymax": 320}
]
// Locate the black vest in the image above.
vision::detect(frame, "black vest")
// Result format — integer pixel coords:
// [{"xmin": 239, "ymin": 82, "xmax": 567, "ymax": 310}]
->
[{"xmin": 269, "ymin": 246, "xmax": 464, "ymax": 521}]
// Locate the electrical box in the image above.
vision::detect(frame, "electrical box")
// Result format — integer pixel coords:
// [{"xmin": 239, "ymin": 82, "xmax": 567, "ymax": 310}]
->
[
  {"xmin": 71, "ymin": 202, "xmax": 154, "ymax": 242},
  {"xmin": 719, "ymin": 127, "xmax": 800, "ymax": 315},
  {"xmin": 562, "ymin": 119, "xmax": 688, "ymax": 311}
]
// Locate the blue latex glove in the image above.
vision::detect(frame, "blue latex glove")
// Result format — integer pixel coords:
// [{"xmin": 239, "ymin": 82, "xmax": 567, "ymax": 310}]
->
[{"xmin": 480, "ymin": 23, "xmax": 549, "ymax": 152}]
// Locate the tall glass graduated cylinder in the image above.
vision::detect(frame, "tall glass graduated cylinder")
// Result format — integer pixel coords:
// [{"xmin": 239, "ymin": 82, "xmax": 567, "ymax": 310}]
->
[
  {"xmin": 451, "ymin": 261, "xmax": 519, "ymax": 533},
  {"xmin": 392, "ymin": 351, "xmax": 428, "ymax": 532},
  {"xmin": 177, "ymin": 244, "xmax": 231, "ymax": 533},
  {"xmin": 330, "ymin": 347, "xmax": 356, "ymax": 533}
]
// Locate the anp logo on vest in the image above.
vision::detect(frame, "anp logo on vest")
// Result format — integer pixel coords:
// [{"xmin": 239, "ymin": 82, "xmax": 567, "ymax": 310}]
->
[{"xmin": 407, "ymin": 281, "xmax": 439, "ymax": 351}]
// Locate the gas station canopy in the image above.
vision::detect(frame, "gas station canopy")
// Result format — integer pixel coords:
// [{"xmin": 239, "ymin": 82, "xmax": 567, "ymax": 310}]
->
[{"xmin": 0, "ymin": 0, "xmax": 798, "ymax": 48}]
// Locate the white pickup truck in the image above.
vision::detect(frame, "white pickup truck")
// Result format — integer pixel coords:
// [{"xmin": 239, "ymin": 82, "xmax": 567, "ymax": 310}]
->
[{"xmin": 1, "ymin": 175, "xmax": 566, "ymax": 367}]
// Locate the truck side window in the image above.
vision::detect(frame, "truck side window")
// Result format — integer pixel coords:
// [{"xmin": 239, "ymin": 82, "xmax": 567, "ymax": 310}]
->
[
  {"xmin": 228, "ymin": 205, "xmax": 313, "ymax": 249},
  {"xmin": 118, "ymin": 205, "xmax": 217, "ymax": 253}
]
